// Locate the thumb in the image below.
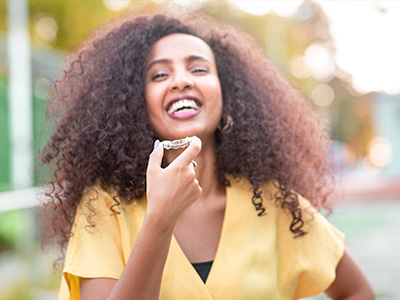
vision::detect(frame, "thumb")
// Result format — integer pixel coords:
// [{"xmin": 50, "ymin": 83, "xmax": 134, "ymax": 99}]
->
[
  {"xmin": 172, "ymin": 136, "xmax": 202, "ymax": 167},
  {"xmin": 147, "ymin": 139, "xmax": 164, "ymax": 172}
]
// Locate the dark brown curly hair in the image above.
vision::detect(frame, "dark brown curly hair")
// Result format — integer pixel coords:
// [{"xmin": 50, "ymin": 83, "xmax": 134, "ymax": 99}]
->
[{"xmin": 41, "ymin": 8, "xmax": 335, "ymax": 257}]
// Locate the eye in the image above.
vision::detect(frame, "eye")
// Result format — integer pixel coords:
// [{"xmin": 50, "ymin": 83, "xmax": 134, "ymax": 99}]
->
[
  {"xmin": 152, "ymin": 72, "xmax": 169, "ymax": 81},
  {"xmin": 192, "ymin": 67, "xmax": 208, "ymax": 74}
]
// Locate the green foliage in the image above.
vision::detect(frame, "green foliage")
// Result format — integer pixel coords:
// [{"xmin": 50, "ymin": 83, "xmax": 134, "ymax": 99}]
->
[
  {"xmin": 0, "ymin": 77, "xmax": 10, "ymax": 192},
  {"xmin": 2, "ymin": 281, "xmax": 32, "ymax": 300},
  {"xmin": 29, "ymin": 0, "xmax": 149, "ymax": 51},
  {"xmin": 0, "ymin": 210, "xmax": 25, "ymax": 250},
  {"xmin": 32, "ymin": 91, "xmax": 52, "ymax": 186},
  {"xmin": 0, "ymin": 0, "xmax": 6, "ymax": 31}
]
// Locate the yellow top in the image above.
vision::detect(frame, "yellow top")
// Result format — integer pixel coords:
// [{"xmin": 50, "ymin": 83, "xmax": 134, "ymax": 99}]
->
[{"xmin": 58, "ymin": 179, "xmax": 345, "ymax": 300}]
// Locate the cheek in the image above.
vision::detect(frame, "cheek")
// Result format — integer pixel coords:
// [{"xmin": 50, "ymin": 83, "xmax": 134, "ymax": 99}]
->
[
  {"xmin": 144, "ymin": 85, "xmax": 161, "ymax": 115},
  {"xmin": 210, "ymin": 81, "xmax": 223, "ymax": 112},
  {"xmin": 144, "ymin": 99, "xmax": 159, "ymax": 133},
  {"xmin": 207, "ymin": 86, "xmax": 223, "ymax": 124},
  {"xmin": 202, "ymin": 76, "xmax": 222, "ymax": 98}
]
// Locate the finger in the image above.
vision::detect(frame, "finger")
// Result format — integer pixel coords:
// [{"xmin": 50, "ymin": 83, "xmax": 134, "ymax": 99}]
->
[
  {"xmin": 147, "ymin": 140, "xmax": 164, "ymax": 172},
  {"xmin": 195, "ymin": 178, "xmax": 203, "ymax": 196},
  {"xmin": 172, "ymin": 136, "xmax": 202, "ymax": 167}
]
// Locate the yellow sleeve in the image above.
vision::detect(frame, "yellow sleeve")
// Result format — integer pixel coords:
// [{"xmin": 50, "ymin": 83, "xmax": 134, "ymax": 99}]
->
[
  {"xmin": 293, "ymin": 199, "xmax": 345, "ymax": 299},
  {"xmin": 58, "ymin": 187, "xmax": 125, "ymax": 300}
]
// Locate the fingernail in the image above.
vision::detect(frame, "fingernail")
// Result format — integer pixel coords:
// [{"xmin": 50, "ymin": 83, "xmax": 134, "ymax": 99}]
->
[{"xmin": 154, "ymin": 139, "xmax": 160, "ymax": 149}]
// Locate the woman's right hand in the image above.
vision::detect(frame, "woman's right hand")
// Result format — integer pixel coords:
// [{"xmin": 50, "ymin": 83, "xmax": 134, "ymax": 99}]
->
[
  {"xmin": 145, "ymin": 136, "xmax": 202, "ymax": 231},
  {"xmin": 81, "ymin": 138, "xmax": 202, "ymax": 300}
]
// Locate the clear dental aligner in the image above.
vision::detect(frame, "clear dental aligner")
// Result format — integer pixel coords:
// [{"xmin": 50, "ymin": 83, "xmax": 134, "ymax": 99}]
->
[{"xmin": 161, "ymin": 136, "xmax": 193, "ymax": 150}]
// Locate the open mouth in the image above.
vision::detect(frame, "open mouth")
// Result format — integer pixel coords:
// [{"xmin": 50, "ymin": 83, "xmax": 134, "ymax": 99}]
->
[{"xmin": 167, "ymin": 99, "xmax": 201, "ymax": 114}]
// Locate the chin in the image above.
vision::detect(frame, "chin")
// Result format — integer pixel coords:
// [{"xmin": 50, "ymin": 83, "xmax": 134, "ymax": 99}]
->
[{"xmin": 156, "ymin": 132, "xmax": 193, "ymax": 141}]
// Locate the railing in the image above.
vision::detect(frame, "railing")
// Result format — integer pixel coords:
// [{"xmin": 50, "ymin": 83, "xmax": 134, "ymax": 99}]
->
[{"xmin": 0, "ymin": 186, "xmax": 42, "ymax": 213}]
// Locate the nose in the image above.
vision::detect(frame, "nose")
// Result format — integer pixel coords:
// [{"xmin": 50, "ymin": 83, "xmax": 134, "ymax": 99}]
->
[{"xmin": 169, "ymin": 71, "xmax": 194, "ymax": 91}]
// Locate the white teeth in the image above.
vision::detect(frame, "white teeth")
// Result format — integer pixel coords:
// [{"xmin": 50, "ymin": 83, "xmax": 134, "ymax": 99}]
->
[{"xmin": 167, "ymin": 99, "xmax": 200, "ymax": 114}]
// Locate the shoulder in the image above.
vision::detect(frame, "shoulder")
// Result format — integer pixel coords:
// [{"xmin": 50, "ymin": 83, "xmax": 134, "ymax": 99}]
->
[
  {"xmin": 74, "ymin": 185, "xmax": 146, "ymax": 232},
  {"xmin": 73, "ymin": 186, "xmax": 117, "ymax": 226},
  {"xmin": 78, "ymin": 185, "xmax": 117, "ymax": 213},
  {"xmin": 257, "ymin": 181, "xmax": 346, "ymax": 297},
  {"xmin": 254, "ymin": 179, "xmax": 344, "ymax": 243}
]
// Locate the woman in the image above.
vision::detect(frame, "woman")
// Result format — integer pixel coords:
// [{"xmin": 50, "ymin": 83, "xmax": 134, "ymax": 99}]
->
[{"xmin": 42, "ymin": 7, "xmax": 374, "ymax": 300}]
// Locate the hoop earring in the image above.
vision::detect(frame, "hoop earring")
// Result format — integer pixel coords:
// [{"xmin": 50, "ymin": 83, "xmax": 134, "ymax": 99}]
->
[{"xmin": 217, "ymin": 115, "xmax": 233, "ymax": 133}]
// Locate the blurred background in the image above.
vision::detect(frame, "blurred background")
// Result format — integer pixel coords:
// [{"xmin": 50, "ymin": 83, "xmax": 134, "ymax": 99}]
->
[{"xmin": 0, "ymin": 0, "xmax": 399, "ymax": 299}]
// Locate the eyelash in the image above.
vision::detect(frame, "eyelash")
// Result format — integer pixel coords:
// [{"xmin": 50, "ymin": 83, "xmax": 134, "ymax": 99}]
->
[
  {"xmin": 152, "ymin": 73, "xmax": 168, "ymax": 80},
  {"xmin": 151, "ymin": 68, "xmax": 208, "ymax": 81},
  {"xmin": 192, "ymin": 67, "xmax": 208, "ymax": 73}
]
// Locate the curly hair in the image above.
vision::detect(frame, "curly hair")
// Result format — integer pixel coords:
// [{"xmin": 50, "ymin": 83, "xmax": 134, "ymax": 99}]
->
[{"xmin": 41, "ymin": 8, "xmax": 335, "ymax": 257}]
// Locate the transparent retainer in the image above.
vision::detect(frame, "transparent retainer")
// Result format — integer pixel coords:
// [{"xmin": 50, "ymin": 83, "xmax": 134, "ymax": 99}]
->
[{"xmin": 161, "ymin": 136, "xmax": 193, "ymax": 150}]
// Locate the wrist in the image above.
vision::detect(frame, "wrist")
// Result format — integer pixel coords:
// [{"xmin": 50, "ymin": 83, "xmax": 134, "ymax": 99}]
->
[{"xmin": 143, "ymin": 210, "xmax": 176, "ymax": 236}]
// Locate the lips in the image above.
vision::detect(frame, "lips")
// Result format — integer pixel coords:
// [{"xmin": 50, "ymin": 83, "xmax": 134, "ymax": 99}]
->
[{"xmin": 166, "ymin": 95, "xmax": 202, "ymax": 118}]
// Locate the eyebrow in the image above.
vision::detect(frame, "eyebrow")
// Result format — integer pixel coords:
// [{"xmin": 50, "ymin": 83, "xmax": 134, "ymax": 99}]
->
[{"xmin": 145, "ymin": 55, "xmax": 211, "ymax": 73}]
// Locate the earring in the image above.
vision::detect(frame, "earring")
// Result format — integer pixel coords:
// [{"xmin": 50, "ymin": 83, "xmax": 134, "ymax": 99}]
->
[{"xmin": 217, "ymin": 115, "xmax": 233, "ymax": 133}]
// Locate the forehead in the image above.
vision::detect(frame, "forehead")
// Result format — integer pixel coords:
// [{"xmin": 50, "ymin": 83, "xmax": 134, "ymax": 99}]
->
[{"xmin": 149, "ymin": 33, "xmax": 215, "ymax": 63}]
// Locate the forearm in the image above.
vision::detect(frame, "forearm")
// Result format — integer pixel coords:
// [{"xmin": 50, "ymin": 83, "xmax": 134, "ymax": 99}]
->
[
  {"xmin": 107, "ymin": 214, "xmax": 175, "ymax": 300},
  {"xmin": 332, "ymin": 295, "xmax": 375, "ymax": 300},
  {"xmin": 326, "ymin": 251, "xmax": 375, "ymax": 300},
  {"xmin": 329, "ymin": 292, "xmax": 375, "ymax": 300}
]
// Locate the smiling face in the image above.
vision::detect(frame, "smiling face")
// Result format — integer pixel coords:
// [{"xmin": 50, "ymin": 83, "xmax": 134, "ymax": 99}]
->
[{"xmin": 144, "ymin": 33, "xmax": 223, "ymax": 142}]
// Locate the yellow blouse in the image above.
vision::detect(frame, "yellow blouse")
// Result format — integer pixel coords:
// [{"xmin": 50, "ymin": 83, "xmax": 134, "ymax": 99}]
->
[{"xmin": 58, "ymin": 178, "xmax": 345, "ymax": 300}]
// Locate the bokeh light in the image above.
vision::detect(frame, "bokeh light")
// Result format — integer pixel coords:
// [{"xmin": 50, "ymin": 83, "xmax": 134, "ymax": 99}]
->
[
  {"xmin": 154, "ymin": 0, "xmax": 207, "ymax": 10},
  {"xmin": 367, "ymin": 136, "xmax": 393, "ymax": 168},
  {"xmin": 304, "ymin": 43, "xmax": 335, "ymax": 82},
  {"xmin": 288, "ymin": 55, "xmax": 311, "ymax": 79},
  {"xmin": 34, "ymin": 16, "xmax": 58, "ymax": 48},
  {"xmin": 103, "ymin": 0, "xmax": 131, "ymax": 11},
  {"xmin": 311, "ymin": 83, "xmax": 335, "ymax": 107},
  {"xmin": 33, "ymin": 78, "xmax": 51, "ymax": 100},
  {"xmin": 229, "ymin": 0, "xmax": 302, "ymax": 17}
]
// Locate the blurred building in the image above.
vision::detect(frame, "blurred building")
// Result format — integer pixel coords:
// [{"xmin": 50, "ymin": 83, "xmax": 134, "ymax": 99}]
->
[{"xmin": 372, "ymin": 93, "xmax": 400, "ymax": 176}]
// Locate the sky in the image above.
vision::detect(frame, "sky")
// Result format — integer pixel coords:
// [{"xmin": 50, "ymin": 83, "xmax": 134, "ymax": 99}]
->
[{"xmin": 228, "ymin": 0, "xmax": 400, "ymax": 95}]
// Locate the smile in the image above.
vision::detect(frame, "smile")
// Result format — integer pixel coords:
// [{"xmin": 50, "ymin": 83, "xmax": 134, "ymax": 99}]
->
[{"xmin": 167, "ymin": 99, "xmax": 200, "ymax": 114}]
